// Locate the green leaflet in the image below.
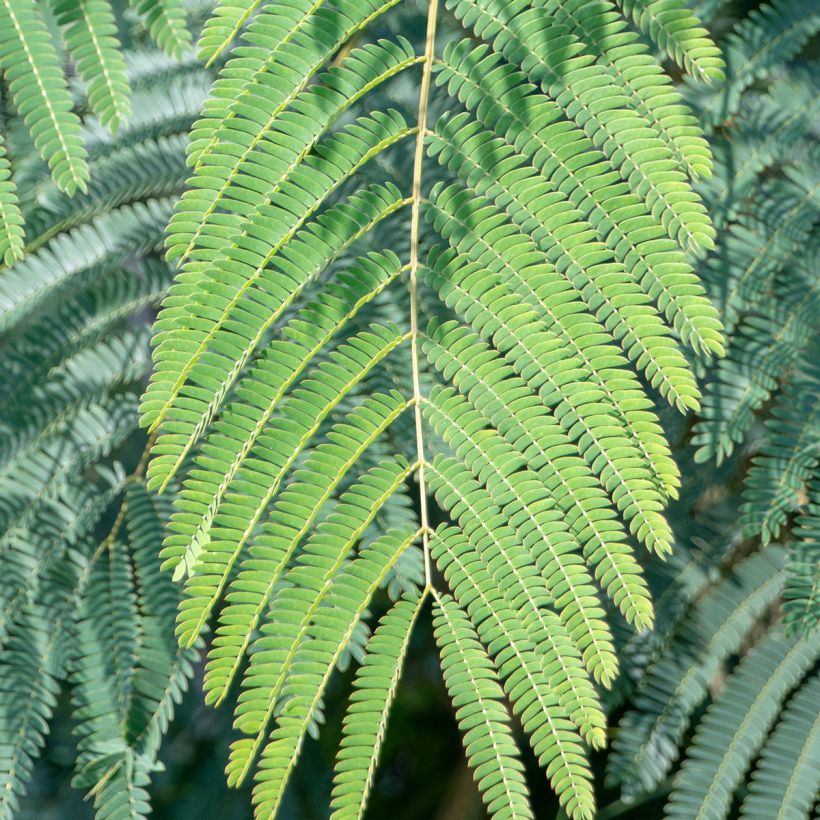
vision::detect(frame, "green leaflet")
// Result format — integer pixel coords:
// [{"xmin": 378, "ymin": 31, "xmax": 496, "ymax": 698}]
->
[
  {"xmin": 433, "ymin": 592, "xmax": 533, "ymax": 820},
  {"xmin": 615, "ymin": 0, "xmax": 725, "ymax": 83},
  {"xmin": 665, "ymin": 628, "xmax": 820, "ymax": 820},
  {"xmin": 740, "ymin": 671, "xmax": 820, "ymax": 820},
  {"xmin": 331, "ymin": 593, "xmax": 424, "ymax": 818}
]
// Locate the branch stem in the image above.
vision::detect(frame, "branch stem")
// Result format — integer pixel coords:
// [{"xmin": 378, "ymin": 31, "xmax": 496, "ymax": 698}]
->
[{"xmin": 409, "ymin": 0, "xmax": 439, "ymax": 589}]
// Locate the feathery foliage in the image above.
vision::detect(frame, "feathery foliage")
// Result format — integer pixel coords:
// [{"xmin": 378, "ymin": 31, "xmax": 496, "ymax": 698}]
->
[
  {"xmin": 0, "ymin": 0, "xmax": 192, "ymax": 259},
  {"xmin": 597, "ymin": 4, "xmax": 820, "ymax": 818},
  {"xmin": 2, "ymin": 0, "xmax": 818, "ymax": 818},
  {"xmin": 689, "ymin": 0, "xmax": 820, "ymax": 639},
  {"xmin": 138, "ymin": 0, "xmax": 725, "ymax": 816},
  {"xmin": 0, "ymin": 47, "xmax": 204, "ymax": 819}
]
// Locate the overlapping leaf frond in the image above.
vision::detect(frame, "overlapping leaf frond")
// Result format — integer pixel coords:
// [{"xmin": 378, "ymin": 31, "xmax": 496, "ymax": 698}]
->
[
  {"xmin": 688, "ymin": 2, "xmax": 820, "ymax": 642},
  {"xmin": 141, "ymin": 1, "xmax": 722, "ymax": 817},
  {"xmin": 740, "ymin": 359, "xmax": 820, "ymax": 545},
  {"xmin": 607, "ymin": 547, "xmax": 787, "ymax": 797},
  {"xmin": 0, "ymin": 0, "xmax": 192, "ymax": 258},
  {"xmin": 0, "ymin": 47, "xmax": 208, "ymax": 817},
  {"xmin": 740, "ymin": 671, "xmax": 820, "ymax": 819},
  {"xmin": 665, "ymin": 628, "xmax": 820, "ymax": 819},
  {"xmin": 615, "ymin": 0, "xmax": 725, "ymax": 83},
  {"xmin": 70, "ymin": 483, "xmax": 199, "ymax": 820},
  {"xmin": 606, "ymin": 535, "xmax": 820, "ymax": 819}
]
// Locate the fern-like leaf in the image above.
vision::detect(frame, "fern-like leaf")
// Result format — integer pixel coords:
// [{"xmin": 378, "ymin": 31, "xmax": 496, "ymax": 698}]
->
[
  {"xmin": 0, "ymin": 0, "xmax": 89, "ymax": 194},
  {"xmin": 615, "ymin": 0, "xmax": 725, "ymax": 83},
  {"xmin": 51, "ymin": 0, "xmax": 132, "ymax": 132},
  {"xmin": 433, "ymin": 592, "xmax": 533, "ymax": 820},
  {"xmin": 740, "ymin": 671, "xmax": 820, "ymax": 819},
  {"xmin": 141, "ymin": 2, "xmax": 721, "ymax": 815},
  {"xmin": 331, "ymin": 593, "xmax": 425, "ymax": 819}
]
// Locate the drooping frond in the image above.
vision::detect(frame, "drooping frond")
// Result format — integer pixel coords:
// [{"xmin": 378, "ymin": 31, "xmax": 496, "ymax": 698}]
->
[
  {"xmin": 534, "ymin": 0, "xmax": 717, "ymax": 180},
  {"xmin": 665, "ymin": 628, "xmax": 820, "ymax": 820},
  {"xmin": 608, "ymin": 547, "xmax": 787, "ymax": 797},
  {"xmin": 443, "ymin": 3, "xmax": 715, "ymax": 255},
  {"xmin": 432, "ymin": 592, "xmax": 533, "ymax": 820},
  {"xmin": 698, "ymin": 68, "xmax": 819, "ymax": 229},
  {"xmin": 124, "ymin": 481, "xmax": 199, "ymax": 768},
  {"xmin": 424, "ymin": 381, "xmax": 622, "ymax": 684},
  {"xmin": 425, "ymin": 119, "xmax": 702, "ymax": 413},
  {"xmin": 69, "ymin": 540, "xmax": 144, "ymax": 816},
  {"xmin": 51, "ymin": 0, "xmax": 132, "ymax": 132},
  {"xmin": 241, "ymin": 511, "xmax": 420, "ymax": 814},
  {"xmin": 331, "ymin": 593, "xmax": 425, "ymax": 819},
  {"xmin": 421, "ymin": 334, "xmax": 652, "ymax": 633},
  {"xmin": 0, "ymin": 0, "xmax": 89, "ymax": 194},
  {"xmin": 614, "ymin": 0, "xmax": 725, "ymax": 83},
  {"xmin": 740, "ymin": 671, "xmax": 820, "ymax": 819},
  {"xmin": 0, "ymin": 0, "xmax": 195, "ymax": 264},
  {"xmin": 430, "ymin": 525, "xmax": 595, "ymax": 817},
  {"xmin": 197, "ymin": 388, "xmax": 413, "ymax": 705},
  {"xmin": 0, "ymin": 197, "xmax": 173, "ymax": 333}
]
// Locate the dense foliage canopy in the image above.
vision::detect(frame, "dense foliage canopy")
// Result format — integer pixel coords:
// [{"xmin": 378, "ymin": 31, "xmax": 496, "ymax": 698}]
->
[{"xmin": 0, "ymin": 0, "xmax": 817, "ymax": 818}]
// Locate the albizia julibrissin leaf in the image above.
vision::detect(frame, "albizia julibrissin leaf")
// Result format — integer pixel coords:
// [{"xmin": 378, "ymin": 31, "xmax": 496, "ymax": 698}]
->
[{"xmin": 141, "ymin": 1, "xmax": 722, "ymax": 817}]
